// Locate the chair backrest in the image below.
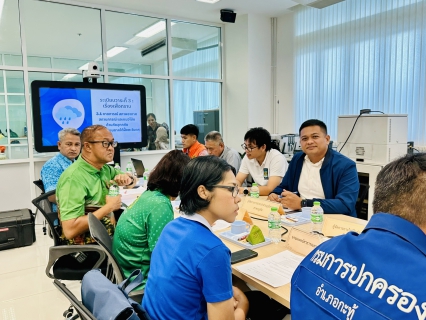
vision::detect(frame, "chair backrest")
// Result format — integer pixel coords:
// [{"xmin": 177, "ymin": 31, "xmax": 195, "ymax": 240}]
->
[
  {"xmin": 32, "ymin": 190, "xmax": 63, "ymax": 246},
  {"xmin": 33, "ymin": 179, "xmax": 45, "ymax": 193},
  {"xmin": 53, "ymin": 279, "xmax": 96, "ymax": 320},
  {"xmin": 356, "ymin": 183, "xmax": 370, "ymax": 220},
  {"xmin": 88, "ymin": 212, "xmax": 125, "ymax": 283}
]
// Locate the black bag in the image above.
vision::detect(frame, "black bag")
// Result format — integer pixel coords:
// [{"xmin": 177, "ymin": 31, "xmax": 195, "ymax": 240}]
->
[
  {"xmin": 0, "ymin": 209, "xmax": 36, "ymax": 251},
  {"xmin": 82, "ymin": 269, "xmax": 151, "ymax": 320}
]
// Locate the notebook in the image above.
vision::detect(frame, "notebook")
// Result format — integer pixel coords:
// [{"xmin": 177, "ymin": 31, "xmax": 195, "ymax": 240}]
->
[{"xmin": 131, "ymin": 158, "xmax": 145, "ymax": 178}]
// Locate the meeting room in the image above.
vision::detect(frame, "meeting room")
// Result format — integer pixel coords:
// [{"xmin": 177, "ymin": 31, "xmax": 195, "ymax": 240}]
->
[{"xmin": 0, "ymin": 0, "xmax": 425, "ymax": 319}]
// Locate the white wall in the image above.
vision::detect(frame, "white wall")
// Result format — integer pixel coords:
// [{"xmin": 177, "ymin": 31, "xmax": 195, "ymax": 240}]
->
[
  {"xmin": 224, "ymin": 13, "xmax": 273, "ymax": 151},
  {"xmin": 276, "ymin": 13, "xmax": 296, "ymax": 133}
]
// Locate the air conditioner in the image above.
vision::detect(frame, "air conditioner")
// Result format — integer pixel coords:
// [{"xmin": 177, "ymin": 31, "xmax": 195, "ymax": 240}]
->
[
  {"xmin": 293, "ymin": 0, "xmax": 345, "ymax": 9},
  {"xmin": 140, "ymin": 37, "xmax": 197, "ymax": 57}
]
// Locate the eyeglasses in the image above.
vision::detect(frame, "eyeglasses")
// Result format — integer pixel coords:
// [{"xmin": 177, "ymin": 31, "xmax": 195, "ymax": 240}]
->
[
  {"xmin": 211, "ymin": 185, "xmax": 239, "ymax": 198},
  {"xmin": 241, "ymin": 144, "xmax": 258, "ymax": 152},
  {"xmin": 87, "ymin": 140, "xmax": 118, "ymax": 148}
]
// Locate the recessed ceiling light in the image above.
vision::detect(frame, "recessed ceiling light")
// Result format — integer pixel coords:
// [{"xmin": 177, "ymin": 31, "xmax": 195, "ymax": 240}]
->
[
  {"xmin": 135, "ymin": 21, "xmax": 174, "ymax": 38},
  {"xmin": 196, "ymin": 0, "xmax": 221, "ymax": 3}
]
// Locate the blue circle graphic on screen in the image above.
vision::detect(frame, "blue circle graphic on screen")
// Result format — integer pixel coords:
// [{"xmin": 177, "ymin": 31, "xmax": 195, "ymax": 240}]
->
[{"xmin": 52, "ymin": 99, "xmax": 85, "ymax": 129}]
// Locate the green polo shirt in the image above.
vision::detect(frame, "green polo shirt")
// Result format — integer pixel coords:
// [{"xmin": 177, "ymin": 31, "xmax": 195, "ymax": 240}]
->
[
  {"xmin": 57, "ymin": 156, "xmax": 121, "ymax": 244},
  {"xmin": 112, "ymin": 190, "xmax": 173, "ymax": 288},
  {"xmin": 57, "ymin": 156, "xmax": 122, "ymax": 220}
]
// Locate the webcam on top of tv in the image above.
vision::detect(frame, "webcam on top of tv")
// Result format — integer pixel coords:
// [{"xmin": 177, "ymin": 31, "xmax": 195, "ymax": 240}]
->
[{"xmin": 82, "ymin": 61, "xmax": 101, "ymax": 83}]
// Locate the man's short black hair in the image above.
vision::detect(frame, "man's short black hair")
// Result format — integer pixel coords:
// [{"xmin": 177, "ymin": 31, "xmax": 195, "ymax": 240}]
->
[
  {"xmin": 299, "ymin": 119, "xmax": 328, "ymax": 135},
  {"xmin": 179, "ymin": 156, "xmax": 235, "ymax": 214},
  {"xmin": 244, "ymin": 127, "xmax": 272, "ymax": 151},
  {"xmin": 180, "ymin": 124, "xmax": 199, "ymax": 138}
]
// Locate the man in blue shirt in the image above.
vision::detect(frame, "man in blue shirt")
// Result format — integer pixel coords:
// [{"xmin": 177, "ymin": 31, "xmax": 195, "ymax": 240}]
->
[
  {"xmin": 268, "ymin": 119, "xmax": 359, "ymax": 217},
  {"xmin": 41, "ymin": 128, "xmax": 81, "ymax": 210},
  {"xmin": 291, "ymin": 153, "xmax": 426, "ymax": 319}
]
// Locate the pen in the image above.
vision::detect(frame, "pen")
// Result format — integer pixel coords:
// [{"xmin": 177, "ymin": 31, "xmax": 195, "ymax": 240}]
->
[
  {"xmin": 286, "ymin": 217, "xmax": 299, "ymax": 223},
  {"xmin": 279, "ymin": 191, "xmax": 299, "ymax": 198}
]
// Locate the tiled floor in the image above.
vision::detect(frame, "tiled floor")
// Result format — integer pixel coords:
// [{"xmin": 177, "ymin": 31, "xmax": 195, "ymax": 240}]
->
[{"xmin": 0, "ymin": 225, "xmax": 81, "ymax": 320}]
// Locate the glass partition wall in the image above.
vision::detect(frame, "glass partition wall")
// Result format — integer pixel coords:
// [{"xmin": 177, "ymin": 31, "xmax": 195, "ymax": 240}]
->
[{"xmin": 0, "ymin": 0, "xmax": 222, "ymax": 160}]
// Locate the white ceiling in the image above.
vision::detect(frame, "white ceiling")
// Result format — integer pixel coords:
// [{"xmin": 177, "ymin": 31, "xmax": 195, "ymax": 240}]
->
[{"xmin": 80, "ymin": 0, "xmax": 300, "ymax": 23}]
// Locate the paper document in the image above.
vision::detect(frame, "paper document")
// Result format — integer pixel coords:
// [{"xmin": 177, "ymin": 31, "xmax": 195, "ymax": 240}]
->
[{"xmin": 235, "ymin": 250, "xmax": 304, "ymax": 288}]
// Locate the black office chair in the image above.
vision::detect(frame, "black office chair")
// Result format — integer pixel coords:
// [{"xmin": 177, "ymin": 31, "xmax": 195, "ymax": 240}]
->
[
  {"xmin": 33, "ymin": 179, "xmax": 50, "ymax": 235},
  {"xmin": 54, "ymin": 279, "xmax": 96, "ymax": 320},
  {"xmin": 32, "ymin": 190, "xmax": 106, "ymax": 281},
  {"xmin": 356, "ymin": 183, "xmax": 370, "ymax": 220},
  {"xmin": 87, "ymin": 212, "xmax": 144, "ymax": 302}
]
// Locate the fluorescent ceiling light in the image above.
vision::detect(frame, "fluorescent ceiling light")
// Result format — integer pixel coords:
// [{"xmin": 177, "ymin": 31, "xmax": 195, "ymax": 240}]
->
[
  {"xmin": 196, "ymin": 0, "xmax": 220, "ymax": 3},
  {"xmin": 61, "ymin": 74, "xmax": 77, "ymax": 80},
  {"xmin": 135, "ymin": 21, "xmax": 175, "ymax": 38},
  {"xmin": 105, "ymin": 46, "xmax": 127, "ymax": 58}
]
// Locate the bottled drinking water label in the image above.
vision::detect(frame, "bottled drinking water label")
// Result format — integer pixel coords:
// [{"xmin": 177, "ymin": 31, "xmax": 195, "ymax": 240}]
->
[
  {"xmin": 126, "ymin": 161, "xmax": 133, "ymax": 174},
  {"xmin": 108, "ymin": 185, "xmax": 119, "ymax": 197},
  {"xmin": 268, "ymin": 207, "xmax": 281, "ymax": 244},
  {"xmin": 311, "ymin": 201, "xmax": 324, "ymax": 233},
  {"xmin": 250, "ymin": 183, "xmax": 260, "ymax": 198}
]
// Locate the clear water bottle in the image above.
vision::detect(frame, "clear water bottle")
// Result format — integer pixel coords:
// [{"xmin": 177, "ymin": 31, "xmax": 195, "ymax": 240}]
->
[
  {"xmin": 114, "ymin": 163, "xmax": 121, "ymax": 171},
  {"xmin": 143, "ymin": 169, "xmax": 150, "ymax": 185},
  {"xmin": 108, "ymin": 184, "xmax": 119, "ymax": 197},
  {"xmin": 311, "ymin": 201, "xmax": 324, "ymax": 233},
  {"xmin": 126, "ymin": 161, "xmax": 133, "ymax": 174},
  {"xmin": 250, "ymin": 183, "xmax": 259, "ymax": 198},
  {"xmin": 268, "ymin": 207, "xmax": 281, "ymax": 244}
]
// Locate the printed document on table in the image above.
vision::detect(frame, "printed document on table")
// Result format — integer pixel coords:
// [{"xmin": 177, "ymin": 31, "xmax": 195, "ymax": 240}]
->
[{"xmin": 235, "ymin": 250, "xmax": 304, "ymax": 287}]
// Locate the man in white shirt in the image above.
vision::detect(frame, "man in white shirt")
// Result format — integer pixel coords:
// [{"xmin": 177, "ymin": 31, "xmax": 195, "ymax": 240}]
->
[
  {"xmin": 268, "ymin": 119, "xmax": 359, "ymax": 217},
  {"xmin": 204, "ymin": 131, "xmax": 241, "ymax": 172},
  {"xmin": 236, "ymin": 127, "xmax": 288, "ymax": 196}
]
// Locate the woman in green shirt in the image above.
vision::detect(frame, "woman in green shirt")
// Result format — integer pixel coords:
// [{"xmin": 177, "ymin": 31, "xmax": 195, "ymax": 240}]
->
[{"xmin": 112, "ymin": 150, "xmax": 190, "ymax": 286}]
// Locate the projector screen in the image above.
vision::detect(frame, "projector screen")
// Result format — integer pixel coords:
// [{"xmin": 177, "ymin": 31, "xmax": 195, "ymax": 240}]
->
[{"xmin": 31, "ymin": 80, "xmax": 147, "ymax": 153}]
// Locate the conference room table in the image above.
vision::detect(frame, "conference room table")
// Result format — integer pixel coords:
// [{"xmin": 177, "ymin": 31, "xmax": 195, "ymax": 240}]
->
[{"xmin": 120, "ymin": 187, "xmax": 367, "ymax": 309}]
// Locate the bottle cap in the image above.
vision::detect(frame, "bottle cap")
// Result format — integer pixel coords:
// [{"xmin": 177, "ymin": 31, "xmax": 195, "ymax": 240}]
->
[
  {"xmin": 271, "ymin": 207, "xmax": 278, "ymax": 211},
  {"xmin": 252, "ymin": 183, "xmax": 258, "ymax": 186},
  {"xmin": 313, "ymin": 201, "xmax": 321, "ymax": 206}
]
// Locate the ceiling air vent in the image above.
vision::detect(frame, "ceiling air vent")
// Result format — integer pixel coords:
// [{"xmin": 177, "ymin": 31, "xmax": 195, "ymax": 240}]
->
[{"xmin": 293, "ymin": 0, "xmax": 345, "ymax": 9}]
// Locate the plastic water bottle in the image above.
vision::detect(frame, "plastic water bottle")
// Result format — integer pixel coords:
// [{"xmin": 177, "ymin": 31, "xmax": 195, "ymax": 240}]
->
[
  {"xmin": 108, "ymin": 184, "xmax": 119, "ymax": 197},
  {"xmin": 250, "ymin": 183, "xmax": 259, "ymax": 198},
  {"xmin": 268, "ymin": 207, "xmax": 281, "ymax": 244},
  {"xmin": 311, "ymin": 201, "xmax": 324, "ymax": 233},
  {"xmin": 126, "ymin": 161, "xmax": 133, "ymax": 175},
  {"xmin": 143, "ymin": 169, "xmax": 150, "ymax": 185},
  {"xmin": 114, "ymin": 163, "xmax": 121, "ymax": 171}
]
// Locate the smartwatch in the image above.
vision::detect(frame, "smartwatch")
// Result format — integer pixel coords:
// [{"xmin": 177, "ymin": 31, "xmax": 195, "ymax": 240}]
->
[
  {"xmin": 301, "ymin": 199, "xmax": 308, "ymax": 207},
  {"xmin": 126, "ymin": 175, "xmax": 135, "ymax": 186},
  {"xmin": 243, "ymin": 188, "xmax": 249, "ymax": 196}
]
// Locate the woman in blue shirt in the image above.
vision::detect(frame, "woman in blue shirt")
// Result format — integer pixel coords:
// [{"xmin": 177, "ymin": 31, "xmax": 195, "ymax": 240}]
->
[{"xmin": 143, "ymin": 156, "xmax": 249, "ymax": 320}]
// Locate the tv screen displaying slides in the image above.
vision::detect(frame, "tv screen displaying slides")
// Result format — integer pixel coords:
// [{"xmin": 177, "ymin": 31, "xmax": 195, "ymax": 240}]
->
[{"xmin": 31, "ymin": 80, "xmax": 147, "ymax": 153}]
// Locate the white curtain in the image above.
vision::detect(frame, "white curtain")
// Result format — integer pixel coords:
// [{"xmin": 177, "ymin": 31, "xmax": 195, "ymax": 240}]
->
[
  {"xmin": 294, "ymin": 0, "xmax": 426, "ymax": 145},
  {"xmin": 173, "ymin": 35, "xmax": 221, "ymax": 133}
]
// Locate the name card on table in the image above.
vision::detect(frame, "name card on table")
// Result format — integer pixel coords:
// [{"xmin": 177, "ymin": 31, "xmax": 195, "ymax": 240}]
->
[
  {"xmin": 286, "ymin": 227, "xmax": 327, "ymax": 256},
  {"xmin": 240, "ymin": 197, "xmax": 282, "ymax": 218},
  {"xmin": 322, "ymin": 216, "xmax": 366, "ymax": 238}
]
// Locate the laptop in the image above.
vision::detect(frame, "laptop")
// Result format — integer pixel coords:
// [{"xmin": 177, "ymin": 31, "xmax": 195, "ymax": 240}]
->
[{"xmin": 131, "ymin": 158, "xmax": 145, "ymax": 178}]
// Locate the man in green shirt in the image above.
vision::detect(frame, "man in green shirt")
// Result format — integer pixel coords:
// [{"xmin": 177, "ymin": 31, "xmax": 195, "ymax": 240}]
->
[{"xmin": 57, "ymin": 125, "xmax": 136, "ymax": 245}]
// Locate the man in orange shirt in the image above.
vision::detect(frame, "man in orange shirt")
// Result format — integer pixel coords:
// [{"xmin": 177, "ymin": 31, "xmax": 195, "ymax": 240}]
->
[{"xmin": 180, "ymin": 124, "xmax": 208, "ymax": 158}]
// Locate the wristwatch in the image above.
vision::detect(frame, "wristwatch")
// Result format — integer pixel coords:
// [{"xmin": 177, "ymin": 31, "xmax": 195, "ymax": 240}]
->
[
  {"xmin": 243, "ymin": 188, "xmax": 249, "ymax": 196},
  {"xmin": 301, "ymin": 199, "xmax": 308, "ymax": 207}
]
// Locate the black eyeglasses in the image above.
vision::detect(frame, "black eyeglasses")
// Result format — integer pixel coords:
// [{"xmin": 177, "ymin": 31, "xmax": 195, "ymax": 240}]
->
[
  {"xmin": 87, "ymin": 140, "xmax": 118, "ymax": 148},
  {"xmin": 211, "ymin": 185, "xmax": 239, "ymax": 198},
  {"xmin": 241, "ymin": 144, "xmax": 258, "ymax": 152}
]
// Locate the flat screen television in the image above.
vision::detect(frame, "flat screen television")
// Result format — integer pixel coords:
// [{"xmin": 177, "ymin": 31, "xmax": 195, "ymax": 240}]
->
[{"xmin": 31, "ymin": 80, "xmax": 147, "ymax": 153}]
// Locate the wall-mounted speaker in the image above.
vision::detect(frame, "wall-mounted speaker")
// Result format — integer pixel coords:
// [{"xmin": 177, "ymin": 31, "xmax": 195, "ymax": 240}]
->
[{"xmin": 220, "ymin": 9, "xmax": 236, "ymax": 23}]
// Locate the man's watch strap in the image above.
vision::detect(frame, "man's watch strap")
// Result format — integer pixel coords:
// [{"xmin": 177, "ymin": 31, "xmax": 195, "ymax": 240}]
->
[
  {"xmin": 301, "ymin": 199, "xmax": 308, "ymax": 207},
  {"xmin": 243, "ymin": 188, "xmax": 249, "ymax": 195}
]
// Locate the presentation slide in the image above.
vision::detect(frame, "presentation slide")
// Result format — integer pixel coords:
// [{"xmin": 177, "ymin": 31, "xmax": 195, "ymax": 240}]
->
[{"xmin": 39, "ymin": 87, "xmax": 142, "ymax": 146}]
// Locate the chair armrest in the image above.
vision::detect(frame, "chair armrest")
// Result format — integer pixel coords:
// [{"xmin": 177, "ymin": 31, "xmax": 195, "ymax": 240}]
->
[
  {"xmin": 46, "ymin": 245, "xmax": 106, "ymax": 279},
  {"xmin": 129, "ymin": 289, "xmax": 145, "ymax": 304}
]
